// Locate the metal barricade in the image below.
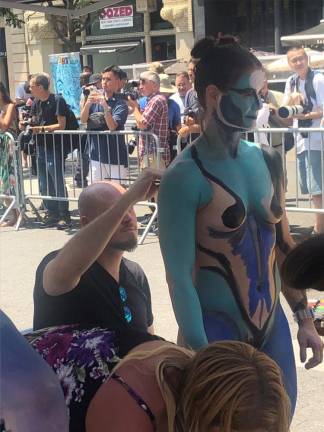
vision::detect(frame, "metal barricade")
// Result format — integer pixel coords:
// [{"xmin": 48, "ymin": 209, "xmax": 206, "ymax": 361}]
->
[
  {"xmin": 21, "ymin": 129, "xmax": 163, "ymax": 244},
  {"xmin": 176, "ymin": 127, "xmax": 324, "ymax": 217},
  {"xmin": 0, "ymin": 132, "xmax": 24, "ymax": 229}
]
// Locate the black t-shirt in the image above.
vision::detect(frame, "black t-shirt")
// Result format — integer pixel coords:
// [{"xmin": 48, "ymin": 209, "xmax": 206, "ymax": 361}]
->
[
  {"xmin": 30, "ymin": 94, "xmax": 67, "ymax": 150},
  {"xmin": 33, "ymin": 250, "xmax": 154, "ymax": 332}
]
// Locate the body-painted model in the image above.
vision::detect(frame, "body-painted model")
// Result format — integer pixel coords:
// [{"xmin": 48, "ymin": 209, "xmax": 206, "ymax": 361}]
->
[{"xmin": 159, "ymin": 36, "xmax": 323, "ymax": 415}]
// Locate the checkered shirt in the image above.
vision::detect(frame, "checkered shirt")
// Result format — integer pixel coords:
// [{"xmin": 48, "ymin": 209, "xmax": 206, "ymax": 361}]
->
[{"xmin": 139, "ymin": 93, "xmax": 170, "ymax": 164}]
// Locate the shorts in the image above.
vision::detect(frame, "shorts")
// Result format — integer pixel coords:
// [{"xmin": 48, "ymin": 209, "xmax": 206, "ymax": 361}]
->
[{"xmin": 297, "ymin": 150, "xmax": 322, "ymax": 195}]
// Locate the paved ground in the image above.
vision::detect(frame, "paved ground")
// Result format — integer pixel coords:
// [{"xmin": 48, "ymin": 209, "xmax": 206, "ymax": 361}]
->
[{"xmin": 1, "ymin": 152, "xmax": 323, "ymax": 431}]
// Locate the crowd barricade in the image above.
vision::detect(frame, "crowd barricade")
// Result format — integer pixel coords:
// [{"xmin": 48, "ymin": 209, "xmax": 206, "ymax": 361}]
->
[
  {"xmin": 176, "ymin": 127, "xmax": 324, "ymax": 216},
  {"xmin": 0, "ymin": 132, "xmax": 25, "ymax": 229},
  {"xmin": 18, "ymin": 129, "xmax": 163, "ymax": 244}
]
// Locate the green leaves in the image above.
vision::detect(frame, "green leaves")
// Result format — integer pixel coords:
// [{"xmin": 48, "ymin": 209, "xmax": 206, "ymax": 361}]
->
[{"xmin": 0, "ymin": 8, "xmax": 24, "ymax": 28}]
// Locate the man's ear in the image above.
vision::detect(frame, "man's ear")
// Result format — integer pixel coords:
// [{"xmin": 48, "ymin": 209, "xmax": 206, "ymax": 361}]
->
[{"xmin": 205, "ymin": 84, "xmax": 222, "ymax": 110}]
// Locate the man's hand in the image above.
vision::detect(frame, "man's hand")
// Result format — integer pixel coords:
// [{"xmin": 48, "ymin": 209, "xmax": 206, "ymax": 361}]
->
[
  {"xmin": 30, "ymin": 126, "xmax": 43, "ymax": 134},
  {"xmin": 178, "ymin": 125, "xmax": 190, "ymax": 138},
  {"xmin": 297, "ymin": 318, "xmax": 324, "ymax": 369},
  {"xmin": 127, "ymin": 97, "xmax": 139, "ymax": 111},
  {"xmin": 126, "ymin": 168, "xmax": 162, "ymax": 204}
]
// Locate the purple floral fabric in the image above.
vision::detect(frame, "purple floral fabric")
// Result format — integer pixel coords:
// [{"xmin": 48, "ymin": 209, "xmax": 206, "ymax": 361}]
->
[{"xmin": 25, "ymin": 325, "xmax": 121, "ymax": 431}]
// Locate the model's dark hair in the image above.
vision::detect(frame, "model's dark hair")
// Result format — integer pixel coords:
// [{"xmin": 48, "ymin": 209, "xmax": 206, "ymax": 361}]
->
[
  {"xmin": 0, "ymin": 82, "xmax": 13, "ymax": 105},
  {"xmin": 102, "ymin": 65, "xmax": 123, "ymax": 79},
  {"xmin": 191, "ymin": 35, "xmax": 262, "ymax": 108},
  {"xmin": 281, "ymin": 234, "xmax": 324, "ymax": 291}
]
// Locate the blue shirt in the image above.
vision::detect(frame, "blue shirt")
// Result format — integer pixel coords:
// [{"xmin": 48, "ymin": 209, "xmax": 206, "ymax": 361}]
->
[
  {"xmin": 89, "ymin": 95, "xmax": 128, "ymax": 165},
  {"xmin": 168, "ymin": 99, "xmax": 181, "ymax": 131}
]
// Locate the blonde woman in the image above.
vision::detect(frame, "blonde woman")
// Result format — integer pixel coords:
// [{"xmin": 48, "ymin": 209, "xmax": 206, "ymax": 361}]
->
[{"xmin": 86, "ymin": 340, "xmax": 290, "ymax": 432}]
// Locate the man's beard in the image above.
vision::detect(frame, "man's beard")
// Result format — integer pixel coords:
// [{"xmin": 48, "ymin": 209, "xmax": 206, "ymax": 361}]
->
[{"xmin": 108, "ymin": 236, "xmax": 138, "ymax": 252}]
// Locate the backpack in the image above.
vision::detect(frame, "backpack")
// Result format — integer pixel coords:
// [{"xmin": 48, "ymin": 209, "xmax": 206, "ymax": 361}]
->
[
  {"xmin": 289, "ymin": 69, "xmax": 321, "ymax": 112},
  {"xmin": 55, "ymin": 95, "xmax": 80, "ymax": 158}
]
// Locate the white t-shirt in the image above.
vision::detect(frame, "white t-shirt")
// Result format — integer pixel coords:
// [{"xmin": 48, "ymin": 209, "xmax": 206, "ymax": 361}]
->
[
  {"xmin": 283, "ymin": 71, "xmax": 324, "ymax": 153},
  {"xmin": 170, "ymin": 92, "xmax": 185, "ymax": 119},
  {"xmin": 254, "ymin": 103, "xmax": 270, "ymax": 146}
]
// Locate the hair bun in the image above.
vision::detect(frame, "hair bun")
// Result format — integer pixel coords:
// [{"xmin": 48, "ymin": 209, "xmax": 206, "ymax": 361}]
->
[
  {"xmin": 217, "ymin": 34, "xmax": 239, "ymax": 45},
  {"xmin": 191, "ymin": 35, "xmax": 239, "ymax": 61},
  {"xmin": 191, "ymin": 37, "xmax": 216, "ymax": 61}
]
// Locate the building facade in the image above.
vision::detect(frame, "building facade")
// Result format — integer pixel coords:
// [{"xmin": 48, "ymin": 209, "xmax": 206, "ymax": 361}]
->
[{"xmin": 2, "ymin": 0, "xmax": 323, "ymax": 97}]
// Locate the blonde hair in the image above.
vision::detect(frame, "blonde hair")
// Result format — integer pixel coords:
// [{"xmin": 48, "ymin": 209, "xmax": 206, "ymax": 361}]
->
[{"xmin": 114, "ymin": 341, "xmax": 290, "ymax": 432}]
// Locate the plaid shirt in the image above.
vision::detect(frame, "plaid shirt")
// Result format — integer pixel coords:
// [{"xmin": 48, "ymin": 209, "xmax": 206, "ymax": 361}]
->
[{"xmin": 139, "ymin": 93, "xmax": 170, "ymax": 164}]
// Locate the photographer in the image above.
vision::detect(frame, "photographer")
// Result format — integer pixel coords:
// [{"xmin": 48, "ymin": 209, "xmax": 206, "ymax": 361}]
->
[
  {"xmin": 15, "ymin": 74, "xmax": 33, "ymax": 107},
  {"xmin": 80, "ymin": 65, "xmax": 128, "ymax": 183},
  {"xmin": 27, "ymin": 73, "xmax": 70, "ymax": 229},
  {"xmin": 283, "ymin": 46, "xmax": 324, "ymax": 234}
]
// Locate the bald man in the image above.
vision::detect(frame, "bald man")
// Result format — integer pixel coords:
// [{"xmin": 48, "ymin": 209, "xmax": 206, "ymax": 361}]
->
[{"xmin": 33, "ymin": 169, "xmax": 161, "ymax": 332}]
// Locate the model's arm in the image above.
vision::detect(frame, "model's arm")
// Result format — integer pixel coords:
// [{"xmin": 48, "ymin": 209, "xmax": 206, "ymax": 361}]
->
[
  {"xmin": 158, "ymin": 160, "xmax": 212, "ymax": 350},
  {"xmin": 43, "ymin": 169, "xmax": 161, "ymax": 296}
]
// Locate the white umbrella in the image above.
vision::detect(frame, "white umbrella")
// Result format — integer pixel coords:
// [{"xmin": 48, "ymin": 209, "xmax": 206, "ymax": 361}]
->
[{"xmin": 266, "ymin": 49, "xmax": 324, "ymax": 73}]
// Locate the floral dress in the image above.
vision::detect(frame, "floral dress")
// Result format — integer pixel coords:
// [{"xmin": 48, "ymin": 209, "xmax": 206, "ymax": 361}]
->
[
  {"xmin": 25, "ymin": 324, "xmax": 160, "ymax": 431},
  {"xmin": 0, "ymin": 133, "xmax": 16, "ymax": 198}
]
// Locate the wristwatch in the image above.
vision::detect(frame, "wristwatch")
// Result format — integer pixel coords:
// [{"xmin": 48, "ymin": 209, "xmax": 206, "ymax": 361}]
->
[
  {"xmin": 293, "ymin": 307, "xmax": 315, "ymax": 324},
  {"xmin": 41, "ymin": 126, "xmax": 45, "ymax": 133}
]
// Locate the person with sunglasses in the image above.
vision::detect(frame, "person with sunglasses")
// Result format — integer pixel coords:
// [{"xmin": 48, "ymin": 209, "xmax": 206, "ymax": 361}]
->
[{"xmin": 33, "ymin": 169, "xmax": 162, "ymax": 338}]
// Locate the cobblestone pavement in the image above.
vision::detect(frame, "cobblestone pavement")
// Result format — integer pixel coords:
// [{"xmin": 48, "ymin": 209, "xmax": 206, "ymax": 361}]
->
[{"xmin": 1, "ymin": 153, "xmax": 323, "ymax": 431}]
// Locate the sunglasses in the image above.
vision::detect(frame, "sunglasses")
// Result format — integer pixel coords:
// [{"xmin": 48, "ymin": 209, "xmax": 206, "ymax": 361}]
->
[{"xmin": 119, "ymin": 286, "xmax": 132, "ymax": 323}]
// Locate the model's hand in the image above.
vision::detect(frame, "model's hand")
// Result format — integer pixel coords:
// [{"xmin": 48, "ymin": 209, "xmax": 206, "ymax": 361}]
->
[
  {"xmin": 126, "ymin": 168, "xmax": 162, "ymax": 203},
  {"xmin": 297, "ymin": 318, "xmax": 324, "ymax": 369}
]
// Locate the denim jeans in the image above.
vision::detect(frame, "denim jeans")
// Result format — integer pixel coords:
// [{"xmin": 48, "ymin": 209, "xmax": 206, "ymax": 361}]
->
[{"xmin": 37, "ymin": 146, "xmax": 69, "ymax": 216}]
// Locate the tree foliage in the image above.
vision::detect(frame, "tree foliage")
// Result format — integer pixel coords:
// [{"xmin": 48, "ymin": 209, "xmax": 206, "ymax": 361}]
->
[
  {"xmin": 0, "ymin": 8, "xmax": 24, "ymax": 28},
  {"xmin": 47, "ymin": 0, "xmax": 96, "ymax": 52},
  {"xmin": 1, "ymin": 1, "xmax": 98, "ymax": 52}
]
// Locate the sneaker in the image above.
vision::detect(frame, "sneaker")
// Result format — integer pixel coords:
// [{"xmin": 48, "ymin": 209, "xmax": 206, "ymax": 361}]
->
[
  {"xmin": 42, "ymin": 213, "xmax": 58, "ymax": 227},
  {"xmin": 139, "ymin": 213, "xmax": 154, "ymax": 227},
  {"xmin": 56, "ymin": 214, "xmax": 71, "ymax": 230}
]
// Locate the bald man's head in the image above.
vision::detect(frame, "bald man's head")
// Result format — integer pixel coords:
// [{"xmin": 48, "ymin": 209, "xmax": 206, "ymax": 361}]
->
[
  {"xmin": 78, "ymin": 181, "xmax": 125, "ymax": 220},
  {"xmin": 78, "ymin": 181, "xmax": 138, "ymax": 252}
]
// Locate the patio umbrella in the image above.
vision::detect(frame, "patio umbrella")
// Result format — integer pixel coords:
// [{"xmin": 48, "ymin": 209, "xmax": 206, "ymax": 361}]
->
[
  {"xmin": 281, "ymin": 19, "xmax": 324, "ymax": 47},
  {"xmin": 266, "ymin": 49, "xmax": 324, "ymax": 73}
]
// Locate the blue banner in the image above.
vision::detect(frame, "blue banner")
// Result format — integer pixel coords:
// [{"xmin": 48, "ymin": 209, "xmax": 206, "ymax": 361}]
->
[{"xmin": 49, "ymin": 52, "xmax": 81, "ymax": 117}]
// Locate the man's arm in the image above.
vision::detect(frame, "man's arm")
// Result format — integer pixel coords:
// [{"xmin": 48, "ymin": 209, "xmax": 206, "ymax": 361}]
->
[
  {"xmin": 43, "ymin": 169, "xmax": 161, "ymax": 296},
  {"xmin": 276, "ymin": 213, "xmax": 323, "ymax": 369}
]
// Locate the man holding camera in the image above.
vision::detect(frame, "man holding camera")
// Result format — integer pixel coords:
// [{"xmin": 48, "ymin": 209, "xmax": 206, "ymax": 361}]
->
[
  {"xmin": 127, "ymin": 71, "xmax": 169, "ymax": 168},
  {"xmin": 80, "ymin": 65, "xmax": 128, "ymax": 184},
  {"xmin": 27, "ymin": 73, "xmax": 70, "ymax": 229},
  {"xmin": 283, "ymin": 46, "xmax": 324, "ymax": 234}
]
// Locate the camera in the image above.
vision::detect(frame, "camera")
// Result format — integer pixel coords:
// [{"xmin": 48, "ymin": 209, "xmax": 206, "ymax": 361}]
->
[
  {"xmin": 278, "ymin": 105, "xmax": 305, "ymax": 119},
  {"xmin": 120, "ymin": 81, "xmax": 139, "ymax": 101},
  {"xmin": 82, "ymin": 85, "xmax": 97, "ymax": 97}
]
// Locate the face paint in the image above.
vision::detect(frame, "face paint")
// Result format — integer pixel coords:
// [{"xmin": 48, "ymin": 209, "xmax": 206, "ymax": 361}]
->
[{"xmin": 216, "ymin": 69, "xmax": 264, "ymax": 131}]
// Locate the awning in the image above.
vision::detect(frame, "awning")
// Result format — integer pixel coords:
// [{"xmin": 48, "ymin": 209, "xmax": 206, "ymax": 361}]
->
[
  {"xmin": 281, "ymin": 19, "xmax": 324, "ymax": 46},
  {"xmin": 80, "ymin": 41, "xmax": 141, "ymax": 54},
  {"xmin": 0, "ymin": 0, "xmax": 121, "ymax": 17}
]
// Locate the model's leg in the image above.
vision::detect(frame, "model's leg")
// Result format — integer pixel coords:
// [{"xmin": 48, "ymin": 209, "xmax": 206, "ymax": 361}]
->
[{"xmin": 262, "ymin": 302, "xmax": 297, "ymax": 418}]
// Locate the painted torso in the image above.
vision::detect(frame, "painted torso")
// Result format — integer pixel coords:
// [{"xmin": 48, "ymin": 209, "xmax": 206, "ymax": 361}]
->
[{"xmin": 182, "ymin": 139, "xmax": 281, "ymax": 347}]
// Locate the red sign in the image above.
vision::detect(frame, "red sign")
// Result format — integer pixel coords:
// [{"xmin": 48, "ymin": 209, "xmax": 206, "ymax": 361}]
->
[{"xmin": 100, "ymin": 6, "xmax": 133, "ymax": 20}]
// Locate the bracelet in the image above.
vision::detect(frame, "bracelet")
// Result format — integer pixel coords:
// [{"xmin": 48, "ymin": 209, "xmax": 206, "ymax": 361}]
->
[{"xmin": 293, "ymin": 307, "xmax": 315, "ymax": 324}]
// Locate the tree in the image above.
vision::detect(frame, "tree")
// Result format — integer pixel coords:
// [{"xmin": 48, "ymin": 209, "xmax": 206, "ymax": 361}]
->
[
  {"xmin": 47, "ymin": 0, "xmax": 96, "ymax": 52},
  {"xmin": 0, "ymin": 8, "xmax": 24, "ymax": 28},
  {"xmin": 1, "ymin": 1, "xmax": 98, "ymax": 52}
]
